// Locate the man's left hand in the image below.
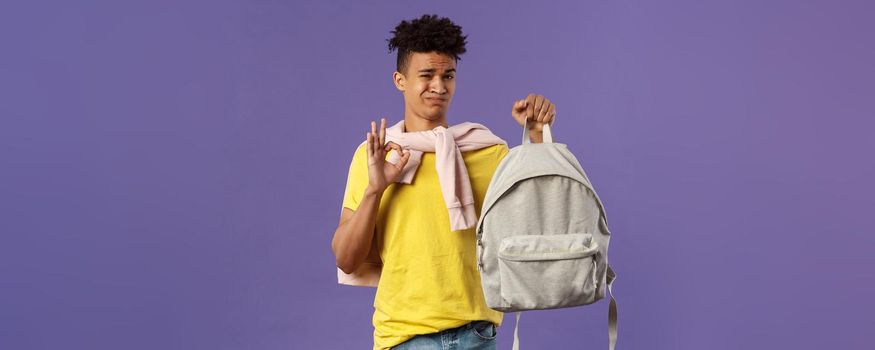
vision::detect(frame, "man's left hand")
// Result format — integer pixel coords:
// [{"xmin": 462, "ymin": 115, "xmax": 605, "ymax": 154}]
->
[{"xmin": 512, "ymin": 93, "xmax": 556, "ymax": 132}]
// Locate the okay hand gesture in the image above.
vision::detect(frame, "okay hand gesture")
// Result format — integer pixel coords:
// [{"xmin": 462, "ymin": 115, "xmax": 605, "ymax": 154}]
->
[{"xmin": 366, "ymin": 118, "xmax": 410, "ymax": 193}]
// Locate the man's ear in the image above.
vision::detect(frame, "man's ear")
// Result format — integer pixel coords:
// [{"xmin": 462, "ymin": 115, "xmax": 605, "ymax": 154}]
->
[{"xmin": 392, "ymin": 71, "xmax": 406, "ymax": 92}]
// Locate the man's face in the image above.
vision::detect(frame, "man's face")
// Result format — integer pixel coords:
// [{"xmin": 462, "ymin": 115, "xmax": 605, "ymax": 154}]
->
[{"xmin": 394, "ymin": 51, "xmax": 456, "ymax": 122}]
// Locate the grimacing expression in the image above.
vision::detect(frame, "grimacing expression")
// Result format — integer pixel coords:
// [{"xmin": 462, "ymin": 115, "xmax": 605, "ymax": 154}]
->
[{"xmin": 398, "ymin": 51, "xmax": 456, "ymax": 121}]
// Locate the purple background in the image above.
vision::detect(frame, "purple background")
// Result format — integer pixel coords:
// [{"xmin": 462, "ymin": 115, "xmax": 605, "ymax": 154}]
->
[{"xmin": 2, "ymin": 0, "xmax": 873, "ymax": 349}]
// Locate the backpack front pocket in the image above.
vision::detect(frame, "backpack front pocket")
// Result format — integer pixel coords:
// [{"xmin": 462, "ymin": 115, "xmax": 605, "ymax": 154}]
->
[{"xmin": 497, "ymin": 233, "xmax": 600, "ymax": 310}]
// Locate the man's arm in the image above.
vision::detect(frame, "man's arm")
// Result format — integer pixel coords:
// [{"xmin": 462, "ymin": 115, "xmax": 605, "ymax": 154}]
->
[
  {"xmin": 333, "ymin": 118, "xmax": 408, "ymax": 274},
  {"xmin": 331, "ymin": 185, "xmax": 383, "ymax": 274}
]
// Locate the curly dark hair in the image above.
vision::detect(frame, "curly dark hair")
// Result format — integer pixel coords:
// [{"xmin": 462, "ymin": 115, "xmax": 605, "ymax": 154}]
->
[{"xmin": 387, "ymin": 14, "xmax": 468, "ymax": 75}]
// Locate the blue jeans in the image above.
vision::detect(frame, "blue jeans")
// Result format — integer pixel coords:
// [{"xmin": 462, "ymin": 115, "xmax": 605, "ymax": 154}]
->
[{"xmin": 391, "ymin": 320, "xmax": 497, "ymax": 350}]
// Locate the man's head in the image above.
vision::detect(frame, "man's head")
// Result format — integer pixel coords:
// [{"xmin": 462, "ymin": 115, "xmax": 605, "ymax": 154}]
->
[{"xmin": 387, "ymin": 14, "xmax": 467, "ymax": 124}]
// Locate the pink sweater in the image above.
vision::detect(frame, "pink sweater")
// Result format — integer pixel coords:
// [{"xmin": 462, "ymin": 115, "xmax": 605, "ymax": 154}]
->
[{"xmin": 385, "ymin": 120, "xmax": 507, "ymax": 231}]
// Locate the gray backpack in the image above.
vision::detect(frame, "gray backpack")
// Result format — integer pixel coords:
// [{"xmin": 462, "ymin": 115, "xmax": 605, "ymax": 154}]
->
[{"xmin": 476, "ymin": 122, "xmax": 618, "ymax": 350}]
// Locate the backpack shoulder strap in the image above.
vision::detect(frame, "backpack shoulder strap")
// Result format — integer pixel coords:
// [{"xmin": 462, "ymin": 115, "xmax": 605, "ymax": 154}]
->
[
  {"xmin": 512, "ymin": 312, "xmax": 522, "ymax": 350},
  {"xmin": 608, "ymin": 264, "xmax": 618, "ymax": 350}
]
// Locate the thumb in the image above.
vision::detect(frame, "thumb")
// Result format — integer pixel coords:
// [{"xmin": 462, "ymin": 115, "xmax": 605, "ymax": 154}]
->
[{"xmin": 513, "ymin": 100, "xmax": 527, "ymax": 111}]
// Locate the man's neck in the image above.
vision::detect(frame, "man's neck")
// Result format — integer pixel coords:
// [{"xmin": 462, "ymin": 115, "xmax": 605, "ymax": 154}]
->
[{"xmin": 403, "ymin": 114, "xmax": 448, "ymax": 132}]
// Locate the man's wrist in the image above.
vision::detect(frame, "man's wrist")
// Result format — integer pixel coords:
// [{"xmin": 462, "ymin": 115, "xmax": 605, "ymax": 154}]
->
[
  {"xmin": 364, "ymin": 185, "xmax": 384, "ymax": 197},
  {"xmin": 528, "ymin": 128, "xmax": 543, "ymax": 143}
]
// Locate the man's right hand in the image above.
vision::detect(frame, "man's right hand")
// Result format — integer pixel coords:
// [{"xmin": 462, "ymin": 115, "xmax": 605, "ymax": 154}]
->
[{"xmin": 366, "ymin": 117, "xmax": 410, "ymax": 194}]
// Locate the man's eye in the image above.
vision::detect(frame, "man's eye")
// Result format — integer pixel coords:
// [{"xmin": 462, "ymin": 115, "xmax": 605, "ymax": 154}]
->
[{"xmin": 445, "ymin": 76, "xmax": 454, "ymax": 80}]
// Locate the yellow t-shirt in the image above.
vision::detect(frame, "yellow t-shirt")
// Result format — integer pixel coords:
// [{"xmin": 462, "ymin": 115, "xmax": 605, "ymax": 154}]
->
[{"xmin": 342, "ymin": 141, "xmax": 510, "ymax": 350}]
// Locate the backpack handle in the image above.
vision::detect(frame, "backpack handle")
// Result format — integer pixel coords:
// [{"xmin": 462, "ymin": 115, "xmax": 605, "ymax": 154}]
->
[{"xmin": 521, "ymin": 116, "xmax": 554, "ymax": 144}]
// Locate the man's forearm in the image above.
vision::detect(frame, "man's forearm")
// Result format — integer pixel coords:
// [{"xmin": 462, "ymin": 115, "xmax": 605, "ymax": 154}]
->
[{"xmin": 332, "ymin": 186, "xmax": 382, "ymax": 274}]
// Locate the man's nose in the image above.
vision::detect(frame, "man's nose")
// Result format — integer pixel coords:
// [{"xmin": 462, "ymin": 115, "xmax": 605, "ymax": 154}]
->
[{"xmin": 429, "ymin": 77, "xmax": 447, "ymax": 94}]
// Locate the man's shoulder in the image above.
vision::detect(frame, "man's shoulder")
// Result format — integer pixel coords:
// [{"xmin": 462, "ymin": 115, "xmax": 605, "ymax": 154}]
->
[
  {"xmin": 487, "ymin": 143, "xmax": 510, "ymax": 156},
  {"xmin": 468, "ymin": 143, "xmax": 508, "ymax": 153},
  {"xmin": 461, "ymin": 143, "xmax": 506, "ymax": 158},
  {"xmin": 461, "ymin": 144, "xmax": 509, "ymax": 170},
  {"xmin": 351, "ymin": 141, "xmax": 367, "ymax": 160}
]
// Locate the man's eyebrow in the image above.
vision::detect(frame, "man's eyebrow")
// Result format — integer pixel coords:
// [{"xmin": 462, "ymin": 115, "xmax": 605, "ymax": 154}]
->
[{"xmin": 417, "ymin": 68, "xmax": 456, "ymax": 74}]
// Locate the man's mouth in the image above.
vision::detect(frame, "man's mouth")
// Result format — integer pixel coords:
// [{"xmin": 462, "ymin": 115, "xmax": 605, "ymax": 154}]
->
[{"xmin": 425, "ymin": 97, "xmax": 446, "ymax": 103}]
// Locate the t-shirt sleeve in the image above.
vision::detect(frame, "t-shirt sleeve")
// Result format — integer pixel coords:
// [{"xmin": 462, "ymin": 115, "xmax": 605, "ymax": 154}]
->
[{"xmin": 342, "ymin": 142, "xmax": 369, "ymax": 211}]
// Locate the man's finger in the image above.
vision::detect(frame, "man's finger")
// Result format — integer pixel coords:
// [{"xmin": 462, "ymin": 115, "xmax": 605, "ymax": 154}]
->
[
  {"xmin": 535, "ymin": 103, "xmax": 545, "ymax": 122},
  {"xmin": 384, "ymin": 141, "xmax": 403, "ymax": 154},
  {"xmin": 371, "ymin": 131, "xmax": 377, "ymax": 158},
  {"xmin": 379, "ymin": 117, "xmax": 386, "ymax": 146},
  {"xmin": 545, "ymin": 104, "xmax": 556, "ymax": 124},
  {"xmin": 371, "ymin": 121, "xmax": 378, "ymax": 157},
  {"xmin": 366, "ymin": 132, "xmax": 373, "ymax": 160},
  {"xmin": 537, "ymin": 100, "xmax": 550, "ymax": 122},
  {"xmin": 514, "ymin": 100, "xmax": 526, "ymax": 111},
  {"xmin": 372, "ymin": 121, "xmax": 377, "ymax": 148},
  {"xmin": 394, "ymin": 150, "xmax": 411, "ymax": 170},
  {"xmin": 534, "ymin": 96, "xmax": 545, "ymax": 120}
]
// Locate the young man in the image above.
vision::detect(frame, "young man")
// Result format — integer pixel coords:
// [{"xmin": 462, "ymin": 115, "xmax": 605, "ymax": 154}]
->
[{"xmin": 331, "ymin": 14, "xmax": 556, "ymax": 350}]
